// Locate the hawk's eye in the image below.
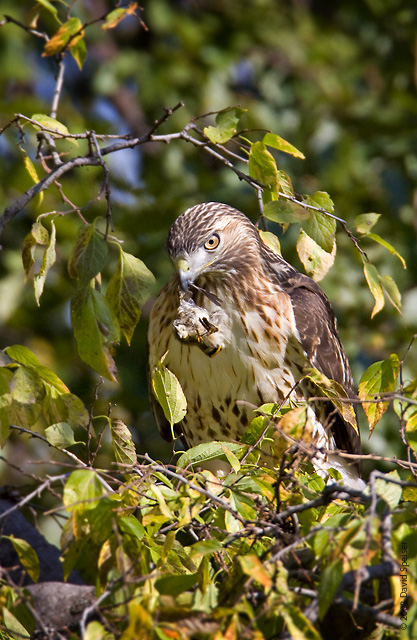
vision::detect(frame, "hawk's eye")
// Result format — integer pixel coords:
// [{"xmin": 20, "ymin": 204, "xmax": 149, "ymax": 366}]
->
[{"xmin": 204, "ymin": 233, "xmax": 220, "ymax": 251}]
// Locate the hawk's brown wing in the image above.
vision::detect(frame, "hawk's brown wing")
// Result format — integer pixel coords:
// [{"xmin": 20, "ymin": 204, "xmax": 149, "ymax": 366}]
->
[{"xmin": 280, "ymin": 271, "xmax": 361, "ymax": 458}]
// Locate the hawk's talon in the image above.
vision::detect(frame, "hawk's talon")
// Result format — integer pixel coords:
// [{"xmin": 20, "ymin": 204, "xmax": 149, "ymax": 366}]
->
[{"xmin": 209, "ymin": 345, "xmax": 222, "ymax": 358}]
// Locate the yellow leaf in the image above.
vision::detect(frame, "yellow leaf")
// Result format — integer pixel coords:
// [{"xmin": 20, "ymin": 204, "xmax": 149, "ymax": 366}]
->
[{"xmin": 240, "ymin": 554, "xmax": 272, "ymax": 590}]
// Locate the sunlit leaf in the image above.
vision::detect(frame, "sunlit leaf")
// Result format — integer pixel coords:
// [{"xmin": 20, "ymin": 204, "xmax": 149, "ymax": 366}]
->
[
  {"xmin": 63, "ymin": 469, "xmax": 105, "ymax": 510},
  {"xmin": 110, "ymin": 419, "xmax": 137, "ymax": 471},
  {"xmin": 363, "ymin": 262, "xmax": 385, "ymax": 318},
  {"xmin": 118, "ymin": 515, "xmax": 145, "ymax": 540},
  {"xmin": 151, "ymin": 360, "xmax": 187, "ymax": 437},
  {"xmin": 22, "ymin": 153, "xmax": 43, "ymax": 207},
  {"xmin": 4, "ymin": 536, "xmax": 40, "ymax": 582},
  {"xmin": 177, "ymin": 441, "xmax": 246, "ymax": 469},
  {"xmin": 240, "ymin": 554, "xmax": 272, "ymax": 589},
  {"xmin": 367, "ymin": 232, "xmax": 406, "ymax": 269},
  {"xmin": 203, "ymin": 107, "xmax": 246, "ymax": 144},
  {"xmin": 358, "ymin": 354, "xmax": 400, "ymax": 433},
  {"xmin": 70, "ymin": 38, "xmax": 87, "ymax": 70},
  {"xmin": 34, "ymin": 219, "xmax": 56, "ymax": 305},
  {"xmin": 302, "ymin": 192, "xmax": 336, "ymax": 253},
  {"xmin": 404, "ymin": 405, "xmax": 417, "ymax": 454},
  {"xmin": 45, "ymin": 422, "xmax": 81, "ymax": 449},
  {"xmin": 259, "ymin": 230, "xmax": 281, "ymax": 255},
  {"xmin": 102, "ymin": 3, "xmax": 139, "ymax": 30},
  {"xmin": 42, "ymin": 17, "xmax": 84, "ymax": 57},
  {"xmin": 106, "ymin": 247, "xmax": 155, "ymax": 344},
  {"xmin": 277, "ymin": 169, "xmax": 295, "ymax": 196},
  {"xmin": 296, "ymin": 228, "xmax": 336, "ymax": 281},
  {"xmin": 263, "ymin": 132, "xmax": 305, "ymax": 159},
  {"xmin": 37, "ymin": 0, "xmax": 59, "ymax": 19},
  {"xmin": 355, "ymin": 213, "xmax": 381, "ymax": 234},
  {"xmin": 68, "ymin": 222, "xmax": 108, "ymax": 284},
  {"xmin": 84, "ymin": 621, "xmax": 114, "ymax": 640},
  {"xmin": 318, "ymin": 559, "xmax": 343, "ymax": 619},
  {"xmin": 263, "ymin": 200, "xmax": 310, "ymax": 225},
  {"xmin": 221, "ymin": 443, "xmax": 241, "ymax": 473},
  {"xmin": 248, "ymin": 141, "xmax": 280, "ymax": 195},
  {"xmin": 30, "ymin": 113, "xmax": 79, "ymax": 147},
  {"xmin": 2, "ymin": 606, "xmax": 31, "ymax": 639},
  {"xmin": 304, "ymin": 367, "xmax": 358, "ymax": 434},
  {"xmin": 22, "ymin": 221, "xmax": 49, "ymax": 279},
  {"xmin": 374, "ymin": 470, "xmax": 402, "ymax": 508},
  {"xmin": 10, "ymin": 366, "xmax": 45, "ymax": 427},
  {"xmin": 281, "ymin": 603, "xmax": 322, "ymax": 640},
  {"xmin": 379, "ymin": 274, "xmax": 401, "ymax": 313}
]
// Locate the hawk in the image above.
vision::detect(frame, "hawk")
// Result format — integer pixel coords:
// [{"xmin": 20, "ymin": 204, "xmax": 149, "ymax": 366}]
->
[{"xmin": 148, "ymin": 202, "xmax": 364, "ymax": 489}]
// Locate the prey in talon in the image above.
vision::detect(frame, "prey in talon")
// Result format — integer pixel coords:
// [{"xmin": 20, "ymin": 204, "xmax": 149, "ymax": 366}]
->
[{"xmin": 173, "ymin": 290, "xmax": 222, "ymax": 356}]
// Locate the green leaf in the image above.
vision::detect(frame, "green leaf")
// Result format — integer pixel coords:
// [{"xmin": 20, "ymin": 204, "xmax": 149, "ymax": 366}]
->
[
  {"xmin": 203, "ymin": 107, "xmax": 246, "ymax": 144},
  {"xmin": 71, "ymin": 286, "xmax": 120, "ymax": 382},
  {"xmin": 84, "ymin": 621, "xmax": 114, "ymax": 640},
  {"xmin": 110, "ymin": 419, "xmax": 137, "ymax": 471},
  {"xmin": 318, "ymin": 559, "xmax": 344, "ymax": 619},
  {"xmin": 151, "ymin": 360, "xmax": 187, "ymax": 437},
  {"xmin": 10, "ymin": 366, "xmax": 45, "ymax": 427},
  {"xmin": 2, "ymin": 606, "xmax": 31, "ymax": 639},
  {"xmin": 358, "ymin": 353, "xmax": 400, "ymax": 434},
  {"xmin": 0, "ymin": 408, "xmax": 10, "ymax": 447},
  {"xmin": 118, "ymin": 515, "xmax": 145, "ymax": 540},
  {"xmin": 44, "ymin": 422, "xmax": 81, "ymax": 449},
  {"xmin": 304, "ymin": 367, "xmax": 358, "ymax": 434},
  {"xmin": 302, "ymin": 192, "xmax": 336, "ymax": 253},
  {"xmin": 363, "ymin": 262, "xmax": 385, "ymax": 318},
  {"xmin": 63, "ymin": 469, "xmax": 105, "ymax": 511},
  {"xmin": 42, "ymin": 17, "xmax": 84, "ymax": 56},
  {"xmin": 379, "ymin": 274, "xmax": 401, "ymax": 313},
  {"xmin": 248, "ymin": 141, "xmax": 280, "ymax": 195},
  {"xmin": 263, "ymin": 132, "xmax": 305, "ymax": 159},
  {"xmin": 37, "ymin": 0, "xmax": 59, "ymax": 19},
  {"xmin": 367, "ymin": 232, "xmax": 407, "ymax": 269},
  {"xmin": 106, "ymin": 248, "xmax": 155, "ymax": 344},
  {"xmin": 221, "ymin": 443, "xmax": 241, "ymax": 473},
  {"xmin": 355, "ymin": 213, "xmax": 381, "ymax": 234},
  {"xmin": 259, "ymin": 230, "xmax": 281, "ymax": 256},
  {"xmin": 190, "ymin": 539, "xmax": 223, "ymax": 556},
  {"xmin": 103, "ymin": 3, "xmax": 139, "ymax": 30},
  {"xmin": 30, "ymin": 113, "xmax": 79, "ymax": 147},
  {"xmin": 374, "ymin": 470, "xmax": 402, "ymax": 508},
  {"xmin": 68, "ymin": 223, "xmax": 108, "ymax": 284},
  {"xmin": 155, "ymin": 573, "xmax": 198, "ymax": 596},
  {"xmin": 263, "ymin": 200, "xmax": 310, "ymax": 225},
  {"xmin": 281, "ymin": 603, "xmax": 322, "ymax": 640},
  {"xmin": 296, "ymin": 228, "xmax": 336, "ymax": 282},
  {"xmin": 34, "ymin": 219, "xmax": 56, "ymax": 305},
  {"xmin": 177, "ymin": 441, "xmax": 246, "ymax": 469},
  {"xmin": 70, "ymin": 38, "xmax": 87, "ymax": 70},
  {"xmin": 5, "ymin": 345, "xmax": 70, "ymax": 396},
  {"xmin": 4, "ymin": 536, "xmax": 40, "ymax": 582}
]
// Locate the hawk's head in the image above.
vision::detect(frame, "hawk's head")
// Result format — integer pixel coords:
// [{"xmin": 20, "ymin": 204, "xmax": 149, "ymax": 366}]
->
[{"xmin": 167, "ymin": 202, "xmax": 261, "ymax": 291}]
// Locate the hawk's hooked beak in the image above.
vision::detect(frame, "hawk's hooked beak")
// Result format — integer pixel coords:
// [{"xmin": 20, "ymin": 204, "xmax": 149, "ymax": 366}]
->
[{"xmin": 176, "ymin": 258, "xmax": 195, "ymax": 291}]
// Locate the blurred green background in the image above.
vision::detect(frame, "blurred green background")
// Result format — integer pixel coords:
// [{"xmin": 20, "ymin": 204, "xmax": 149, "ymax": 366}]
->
[{"xmin": 1, "ymin": 0, "xmax": 416, "ymax": 488}]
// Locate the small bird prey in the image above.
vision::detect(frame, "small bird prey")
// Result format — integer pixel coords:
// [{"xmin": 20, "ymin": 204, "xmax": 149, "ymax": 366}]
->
[{"xmin": 148, "ymin": 202, "xmax": 364, "ymax": 488}]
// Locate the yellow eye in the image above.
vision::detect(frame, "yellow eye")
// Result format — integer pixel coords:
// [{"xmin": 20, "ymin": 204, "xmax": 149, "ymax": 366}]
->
[{"xmin": 204, "ymin": 233, "xmax": 220, "ymax": 250}]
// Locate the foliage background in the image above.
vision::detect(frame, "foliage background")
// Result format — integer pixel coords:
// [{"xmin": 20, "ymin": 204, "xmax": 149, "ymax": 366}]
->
[{"xmin": 0, "ymin": 0, "xmax": 416, "ymax": 536}]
